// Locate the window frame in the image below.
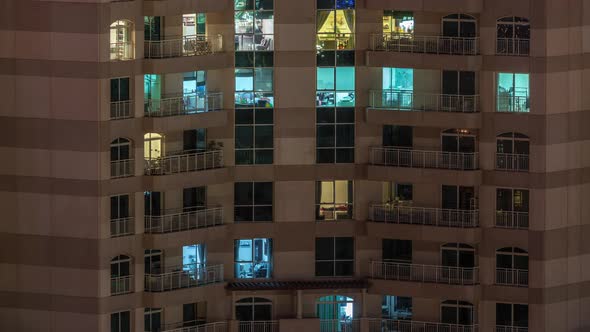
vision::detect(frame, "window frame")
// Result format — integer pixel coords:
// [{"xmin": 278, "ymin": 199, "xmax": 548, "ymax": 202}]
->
[
  {"xmin": 234, "ymin": 238, "xmax": 273, "ymax": 279},
  {"xmin": 315, "ymin": 237, "xmax": 355, "ymax": 277},
  {"xmin": 315, "ymin": 180, "xmax": 354, "ymax": 221}
]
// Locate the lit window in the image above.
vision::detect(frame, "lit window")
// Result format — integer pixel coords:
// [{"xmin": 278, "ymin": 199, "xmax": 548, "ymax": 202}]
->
[
  {"xmin": 497, "ymin": 73, "xmax": 530, "ymax": 112},
  {"xmin": 234, "ymin": 238, "xmax": 272, "ymax": 278},
  {"xmin": 382, "ymin": 296, "xmax": 412, "ymax": 320},
  {"xmin": 382, "ymin": 11, "xmax": 414, "ymax": 34},
  {"xmin": 316, "ymin": 180, "xmax": 353, "ymax": 220}
]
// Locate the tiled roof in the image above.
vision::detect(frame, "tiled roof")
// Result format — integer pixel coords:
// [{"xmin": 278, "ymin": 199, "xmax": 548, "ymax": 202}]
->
[{"xmin": 226, "ymin": 279, "xmax": 369, "ymax": 291}]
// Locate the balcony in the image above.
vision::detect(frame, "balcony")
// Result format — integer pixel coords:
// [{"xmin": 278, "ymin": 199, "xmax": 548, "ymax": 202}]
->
[
  {"xmin": 144, "ymin": 264, "xmax": 223, "ymax": 292},
  {"xmin": 495, "ymin": 211, "xmax": 529, "ymax": 230},
  {"xmin": 162, "ymin": 321, "xmax": 227, "ymax": 332},
  {"xmin": 238, "ymin": 321, "xmax": 278, "ymax": 332},
  {"xmin": 110, "ymin": 217, "xmax": 134, "ymax": 237},
  {"xmin": 496, "ymin": 268, "xmax": 528, "ymax": 287},
  {"xmin": 369, "ymin": 147, "xmax": 479, "ymax": 170},
  {"xmin": 497, "ymin": 95, "xmax": 529, "ymax": 113},
  {"xmin": 110, "ymin": 275, "xmax": 132, "ymax": 295},
  {"xmin": 495, "ymin": 153, "xmax": 529, "ymax": 172},
  {"xmin": 111, "ymin": 159, "xmax": 134, "ymax": 178},
  {"xmin": 145, "ymin": 207, "xmax": 223, "ymax": 234},
  {"xmin": 144, "ymin": 150, "xmax": 223, "ymax": 175},
  {"xmin": 110, "ymin": 100, "xmax": 133, "ymax": 120},
  {"xmin": 370, "ymin": 261, "xmax": 479, "ymax": 285},
  {"xmin": 496, "ymin": 326, "xmax": 528, "ymax": 332},
  {"xmin": 144, "ymin": 34, "xmax": 222, "ymax": 59},
  {"xmin": 145, "ymin": 92, "xmax": 223, "ymax": 118},
  {"xmin": 369, "ymin": 90, "xmax": 479, "ymax": 113},
  {"xmin": 369, "ymin": 204, "xmax": 478, "ymax": 228},
  {"xmin": 368, "ymin": 319, "xmax": 478, "ymax": 332},
  {"xmin": 319, "ymin": 319, "xmax": 359, "ymax": 332},
  {"xmin": 370, "ymin": 33, "xmax": 479, "ymax": 56},
  {"xmin": 110, "ymin": 42, "xmax": 134, "ymax": 61},
  {"xmin": 496, "ymin": 38, "xmax": 530, "ymax": 56}
]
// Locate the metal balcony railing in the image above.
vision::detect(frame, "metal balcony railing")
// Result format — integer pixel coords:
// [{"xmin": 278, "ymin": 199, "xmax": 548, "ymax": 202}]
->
[
  {"xmin": 497, "ymin": 95, "xmax": 529, "ymax": 113},
  {"xmin": 145, "ymin": 207, "xmax": 223, "ymax": 234},
  {"xmin": 144, "ymin": 264, "xmax": 223, "ymax": 292},
  {"xmin": 144, "ymin": 150, "xmax": 223, "ymax": 175},
  {"xmin": 369, "ymin": 90, "xmax": 479, "ymax": 113},
  {"xmin": 110, "ymin": 100, "xmax": 133, "ymax": 120},
  {"xmin": 110, "ymin": 42, "xmax": 134, "ymax": 61},
  {"xmin": 368, "ymin": 319, "xmax": 479, "ymax": 332},
  {"xmin": 370, "ymin": 33, "xmax": 479, "ymax": 55},
  {"xmin": 110, "ymin": 275, "xmax": 132, "ymax": 295},
  {"xmin": 370, "ymin": 147, "xmax": 479, "ymax": 170},
  {"xmin": 495, "ymin": 153, "xmax": 529, "ymax": 172},
  {"xmin": 496, "ymin": 268, "xmax": 529, "ymax": 287},
  {"xmin": 144, "ymin": 34, "xmax": 222, "ymax": 59},
  {"xmin": 495, "ymin": 326, "xmax": 528, "ymax": 332},
  {"xmin": 319, "ymin": 319, "xmax": 359, "ymax": 332},
  {"xmin": 496, "ymin": 38, "xmax": 530, "ymax": 56},
  {"xmin": 370, "ymin": 261, "xmax": 479, "ymax": 285},
  {"xmin": 162, "ymin": 321, "xmax": 228, "ymax": 332},
  {"xmin": 110, "ymin": 217, "xmax": 134, "ymax": 237},
  {"xmin": 495, "ymin": 211, "xmax": 529, "ymax": 229},
  {"xmin": 110, "ymin": 159, "xmax": 134, "ymax": 178},
  {"xmin": 238, "ymin": 321, "xmax": 279, "ymax": 332},
  {"xmin": 144, "ymin": 92, "xmax": 223, "ymax": 117},
  {"xmin": 369, "ymin": 204, "xmax": 479, "ymax": 228}
]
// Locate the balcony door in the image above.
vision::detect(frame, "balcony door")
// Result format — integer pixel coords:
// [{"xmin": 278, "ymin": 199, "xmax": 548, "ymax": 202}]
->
[
  {"xmin": 441, "ymin": 300, "xmax": 474, "ymax": 325},
  {"xmin": 442, "ymin": 14, "xmax": 476, "ymax": 38},
  {"xmin": 442, "ymin": 185, "xmax": 475, "ymax": 211},
  {"xmin": 110, "ymin": 195, "xmax": 130, "ymax": 220},
  {"xmin": 183, "ymin": 187, "xmax": 206, "ymax": 212},
  {"xmin": 441, "ymin": 129, "xmax": 475, "ymax": 154},
  {"xmin": 183, "ymin": 129, "xmax": 207, "ymax": 153},
  {"xmin": 144, "ymin": 191, "xmax": 162, "ymax": 216},
  {"xmin": 383, "ymin": 125, "xmax": 413, "ymax": 148},
  {"xmin": 442, "ymin": 71, "xmax": 475, "ymax": 96},
  {"xmin": 183, "ymin": 302, "xmax": 206, "ymax": 327},
  {"xmin": 235, "ymin": 297, "xmax": 272, "ymax": 321},
  {"xmin": 441, "ymin": 243, "xmax": 475, "ymax": 268},
  {"xmin": 144, "ymin": 16, "xmax": 162, "ymax": 42}
]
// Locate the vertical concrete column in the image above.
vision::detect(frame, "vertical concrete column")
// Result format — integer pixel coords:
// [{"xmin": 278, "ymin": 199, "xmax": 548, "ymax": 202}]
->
[
  {"xmin": 231, "ymin": 291, "xmax": 236, "ymax": 320},
  {"xmin": 297, "ymin": 290, "xmax": 303, "ymax": 319},
  {"xmin": 361, "ymin": 288, "xmax": 367, "ymax": 318}
]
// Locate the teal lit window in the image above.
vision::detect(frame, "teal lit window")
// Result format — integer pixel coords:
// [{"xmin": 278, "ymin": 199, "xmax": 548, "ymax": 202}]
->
[
  {"xmin": 316, "ymin": 67, "xmax": 355, "ymax": 107},
  {"xmin": 497, "ymin": 73, "xmax": 529, "ymax": 112}
]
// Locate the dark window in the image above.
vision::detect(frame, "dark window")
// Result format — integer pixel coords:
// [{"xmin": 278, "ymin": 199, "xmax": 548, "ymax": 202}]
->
[
  {"xmin": 317, "ymin": 108, "xmax": 355, "ymax": 163},
  {"xmin": 496, "ymin": 303, "xmax": 528, "ymax": 327},
  {"xmin": 234, "ymin": 182, "xmax": 273, "ymax": 222},
  {"xmin": 235, "ymin": 109, "xmax": 274, "ymax": 164},
  {"xmin": 183, "ymin": 302, "xmax": 206, "ymax": 326},
  {"xmin": 442, "ymin": 186, "xmax": 475, "ymax": 210},
  {"xmin": 441, "ymin": 243, "xmax": 475, "ymax": 268},
  {"xmin": 383, "ymin": 125, "xmax": 412, "ymax": 147},
  {"xmin": 111, "ymin": 77, "xmax": 130, "ymax": 102},
  {"xmin": 496, "ymin": 188, "xmax": 529, "ymax": 212},
  {"xmin": 110, "ymin": 195, "xmax": 129, "ymax": 220},
  {"xmin": 315, "ymin": 237, "xmax": 354, "ymax": 276},
  {"xmin": 382, "ymin": 239, "xmax": 412, "ymax": 263},
  {"xmin": 235, "ymin": 297, "xmax": 273, "ymax": 321},
  {"xmin": 441, "ymin": 300, "xmax": 474, "ymax": 325},
  {"xmin": 183, "ymin": 129, "xmax": 207, "ymax": 153},
  {"xmin": 144, "ymin": 308, "xmax": 161, "ymax": 332},
  {"xmin": 144, "ymin": 191, "xmax": 162, "ymax": 216},
  {"xmin": 111, "ymin": 311, "xmax": 131, "ymax": 332},
  {"xmin": 183, "ymin": 187, "xmax": 206, "ymax": 212}
]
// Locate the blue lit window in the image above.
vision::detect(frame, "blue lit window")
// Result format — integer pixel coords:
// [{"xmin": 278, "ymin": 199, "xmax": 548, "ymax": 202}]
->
[{"xmin": 234, "ymin": 238, "xmax": 272, "ymax": 278}]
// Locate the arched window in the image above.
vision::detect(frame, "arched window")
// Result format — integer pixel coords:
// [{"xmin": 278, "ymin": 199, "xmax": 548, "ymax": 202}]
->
[
  {"xmin": 110, "ymin": 138, "xmax": 133, "ymax": 178},
  {"xmin": 441, "ymin": 129, "xmax": 476, "ymax": 153},
  {"xmin": 235, "ymin": 297, "xmax": 272, "ymax": 321},
  {"xmin": 441, "ymin": 300, "xmax": 474, "ymax": 325},
  {"xmin": 496, "ymin": 132, "xmax": 529, "ymax": 171},
  {"xmin": 144, "ymin": 133, "xmax": 163, "ymax": 160},
  {"xmin": 496, "ymin": 17, "xmax": 530, "ymax": 55},
  {"xmin": 110, "ymin": 20, "xmax": 135, "ymax": 60},
  {"xmin": 442, "ymin": 14, "xmax": 477, "ymax": 38},
  {"xmin": 496, "ymin": 247, "xmax": 528, "ymax": 286},
  {"xmin": 441, "ymin": 243, "xmax": 475, "ymax": 268},
  {"xmin": 316, "ymin": 295, "xmax": 355, "ymax": 331},
  {"xmin": 111, "ymin": 255, "xmax": 132, "ymax": 295}
]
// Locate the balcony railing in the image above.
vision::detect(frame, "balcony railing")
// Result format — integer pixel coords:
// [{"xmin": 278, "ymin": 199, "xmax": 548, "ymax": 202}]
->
[
  {"xmin": 497, "ymin": 95, "xmax": 529, "ymax": 113},
  {"xmin": 496, "ymin": 38, "xmax": 530, "ymax": 56},
  {"xmin": 496, "ymin": 268, "xmax": 529, "ymax": 287},
  {"xmin": 368, "ymin": 319, "xmax": 478, "ymax": 332},
  {"xmin": 495, "ymin": 153, "xmax": 529, "ymax": 172},
  {"xmin": 110, "ymin": 100, "xmax": 133, "ymax": 120},
  {"xmin": 110, "ymin": 217, "xmax": 134, "ymax": 237},
  {"xmin": 145, "ymin": 92, "xmax": 223, "ymax": 117},
  {"xmin": 144, "ymin": 264, "xmax": 223, "ymax": 292},
  {"xmin": 163, "ymin": 321, "xmax": 228, "ymax": 332},
  {"xmin": 144, "ymin": 34, "xmax": 222, "ymax": 59},
  {"xmin": 238, "ymin": 321, "xmax": 279, "ymax": 332},
  {"xmin": 145, "ymin": 207, "xmax": 223, "ymax": 234},
  {"xmin": 495, "ymin": 211, "xmax": 529, "ymax": 229},
  {"xmin": 110, "ymin": 275, "xmax": 132, "ymax": 295},
  {"xmin": 369, "ymin": 204, "xmax": 479, "ymax": 228},
  {"xmin": 370, "ymin": 261, "xmax": 479, "ymax": 285},
  {"xmin": 110, "ymin": 42, "xmax": 134, "ymax": 61},
  {"xmin": 369, "ymin": 90, "xmax": 479, "ymax": 113},
  {"xmin": 144, "ymin": 150, "xmax": 223, "ymax": 175},
  {"xmin": 111, "ymin": 159, "xmax": 134, "ymax": 178},
  {"xmin": 370, "ymin": 33, "xmax": 479, "ymax": 55},
  {"xmin": 319, "ymin": 319, "xmax": 359, "ymax": 332},
  {"xmin": 495, "ymin": 326, "xmax": 528, "ymax": 332},
  {"xmin": 370, "ymin": 147, "xmax": 479, "ymax": 170}
]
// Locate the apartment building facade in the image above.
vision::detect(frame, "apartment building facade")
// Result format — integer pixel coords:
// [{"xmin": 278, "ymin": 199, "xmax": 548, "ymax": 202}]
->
[{"xmin": 1, "ymin": 0, "xmax": 588, "ymax": 331}]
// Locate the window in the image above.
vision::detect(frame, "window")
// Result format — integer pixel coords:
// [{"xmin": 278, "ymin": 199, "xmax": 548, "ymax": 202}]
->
[
  {"xmin": 111, "ymin": 311, "xmax": 131, "ymax": 332},
  {"xmin": 111, "ymin": 138, "xmax": 131, "ymax": 162},
  {"xmin": 316, "ymin": 108, "xmax": 355, "ymax": 163},
  {"xmin": 383, "ymin": 125, "xmax": 412, "ymax": 147},
  {"xmin": 316, "ymin": 67, "xmax": 355, "ymax": 107},
  {"xmin": 380, "ymin": 68, "xmax": 414, "ymax": 108},
  {"xmin": 235, "ymin": 297, "xmax": 272, "ymax": 321},
  {"xmin": 234, "ymin": 182, "xmax": 273, "ymax": 222},
  {"xmin": 144, "ymin": 16, "xmax": 161, "ymax": 42},
  {"xmin": 183, "ymin": 302, "xmax": 207, "ymax": 326},
  {"xmin": 316, "ymin": 8, "xmax": 355, "ymax": 50},
  {"xmin": 144, "ymin": 133, "xmax": 163, "ymax": 160},
  {"xmin": 382, "ymin": 295, "xmax": 412, "ymax": 320},
  {"xmin": 496, "ymin": 247, "xmax": 528, "ymax": 286},
  {"xmin": 183, "ymin": 13, "xmax": 207, "ymax": 37},
  {"xmin": 182, "ymin": 72, "xmax": 209, "ymax": 113},
  {"xmin": 316, "ymin": 295, "xmax": 354, "ymax": 322},
  {"xmin": 316, "ymin": 180, "xmax": 353, "ymax": 220},
  {"xmin": 183, "ymin": 186, "xmax": 206, "ymax": 212},
  {"xmin": 110, "ymin": 77, "xmax": 131, "ymax": 119},
  {"xmin": 442, "ymin": 185, "xmax": 476, "ymax": 210},
  {"xmin": 234, "ymin": 1, "xmax": 274, "ymax": 51},
  {"xmin": 441, "ymin": 129, "xmax": 476, "ymax": 153},
  {"xmin": 496, "ymin": 132, "xmax": 530, "ymax": 171},
  {"xmin": 497, "ymin": 17, "xmax": 530, "ymax": 55},
  {"xmin": 234, "ymin": 238, "xmax": 272, "ymax": 278},
  {"xmin": 441, "ymin": 243, "xmax": 475, "ymax": 268},
  {"xmin": 144, "ymin": 308, "xmax": 161, "ymax": 332},
  {"xmin": 382, "ymin": 239, "xmax": 412, "ymax": 263},
  {"xmin": 144, "ymin": 191, "xmax": 162, "ymax": 217},
  {"xmin": 441, "ymin": 300, "xmax": 474, "ymax": 325},
  {"xmin": 497, "ymin": 73, "xmax": 530, "ymax": 113},
  {"xmin": 110, "ymin": 20, "xmax": 134, "ymax": 61},
  {"xmin": 183, "ymin": 244, "xmax": 207, "ymax": 278},
  {"xmin": 111, "ymin": 255, "xmax": 131, "ymax": 296},
  {"xmin": 315, "ymin": 237, "xmax": 354, "ymax": 277},
  {"xmin": 496, "ymin": 188, "xmax": 529, "ymax": 212},
  {"xmin": 496, "ymin": 303, "xmax": 528, "ymax": 328},
  {"xmin": 382, "ymin": 182, "xmax": 413, "ymax": 203},
  {"xmin": 144, "ymin": 249, "xmax": 162, "ymax": 274},
  {"xmin": 110, "ymin": 195, "xmax": 130, "ymax": 221},
  {"xmin": 442, "ymin": 14, "xmax": 476, "ymax": 38}
]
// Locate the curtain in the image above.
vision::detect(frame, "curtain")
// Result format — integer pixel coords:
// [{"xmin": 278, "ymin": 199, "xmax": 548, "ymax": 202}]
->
[{"xmin": 317, "ymin": 11, "xmax": 331, "ymax": 33}]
